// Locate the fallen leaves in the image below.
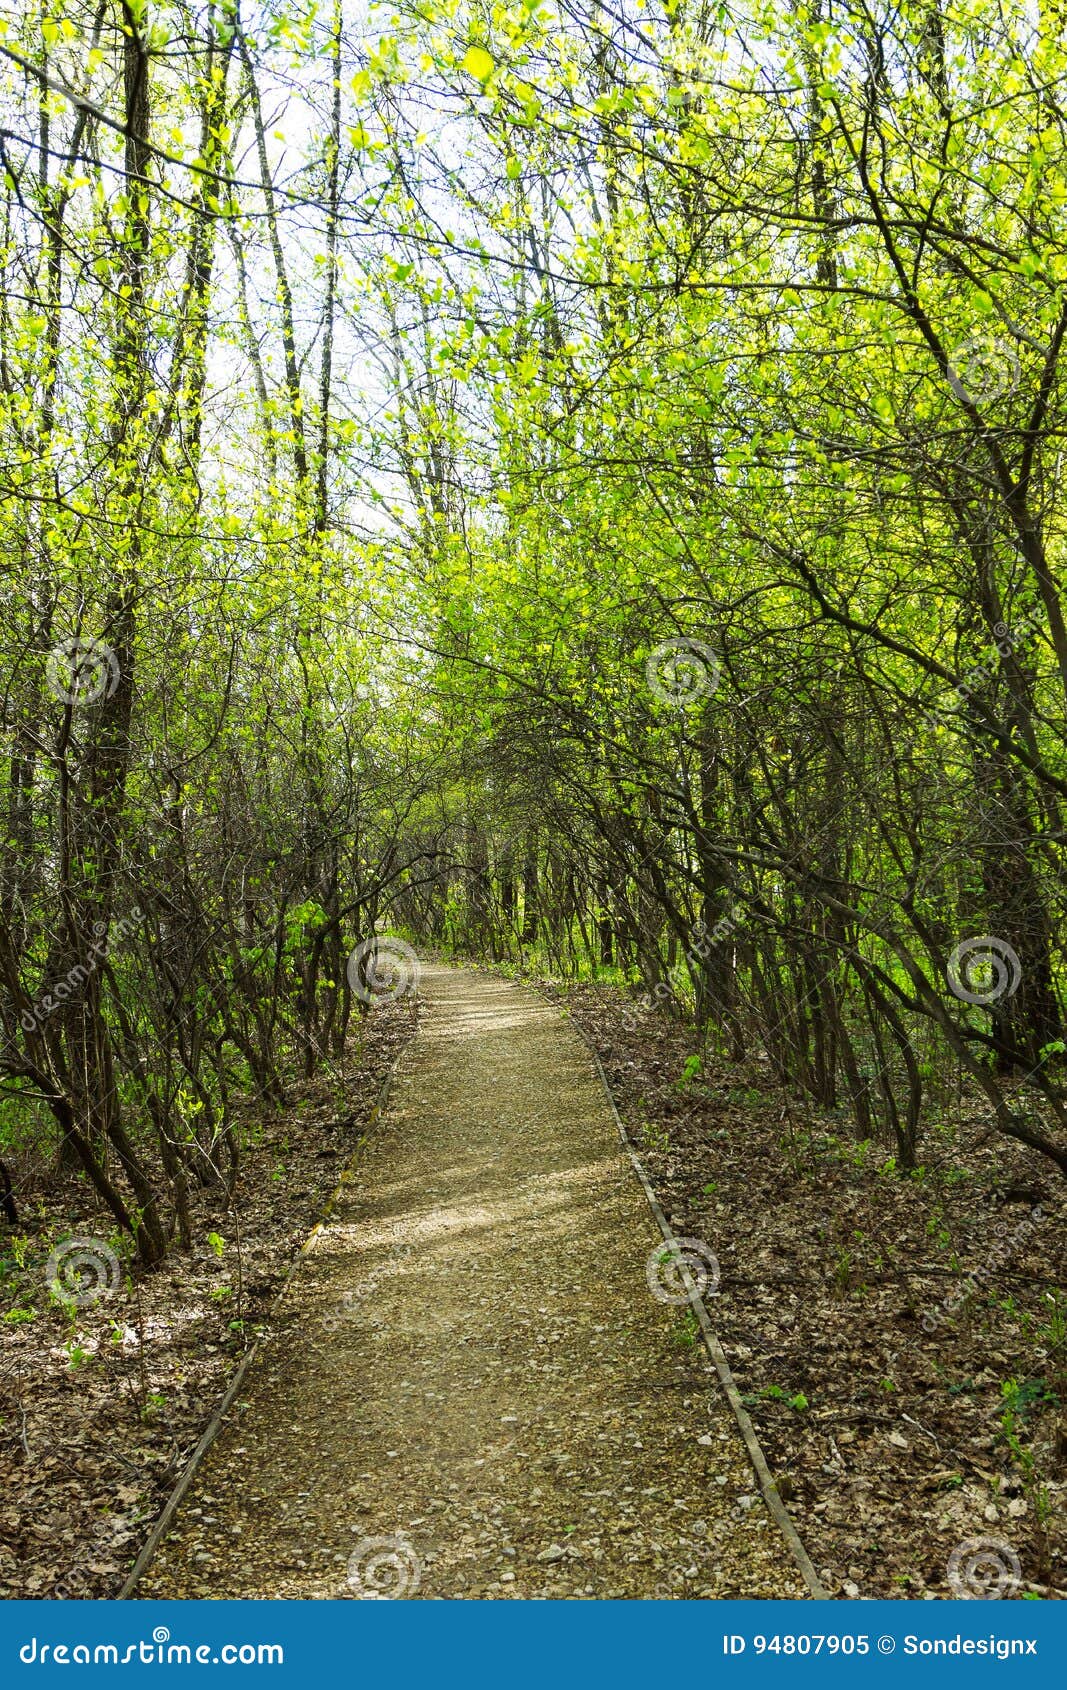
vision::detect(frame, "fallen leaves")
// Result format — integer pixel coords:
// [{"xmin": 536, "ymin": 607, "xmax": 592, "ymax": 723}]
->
[{"xmin": 560, "ymin": 980, "xmax": 1067, "ymax": 1601}]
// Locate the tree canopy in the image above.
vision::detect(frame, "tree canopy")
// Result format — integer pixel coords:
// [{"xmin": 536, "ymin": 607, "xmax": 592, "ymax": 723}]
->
[{"xmin": 3, "ymin": 0, "xmax": 1067, "ymax": 1264}]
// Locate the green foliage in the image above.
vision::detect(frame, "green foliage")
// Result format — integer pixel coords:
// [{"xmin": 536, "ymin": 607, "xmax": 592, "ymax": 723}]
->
[
  {"xmin": 0, "ymin": 0, "xmax": 1066, "ymax": 1271},
  {"xmin": 747, "ymin": 1384, "xmax": 809, "ymax": 1413},
  {"xmin": 670, "ymin": 1310, "xmax": 699, "ymax": 1350},
  {"xmin": 677, "ymin": 1055, "xmax": 703, "ymax": 1090}
]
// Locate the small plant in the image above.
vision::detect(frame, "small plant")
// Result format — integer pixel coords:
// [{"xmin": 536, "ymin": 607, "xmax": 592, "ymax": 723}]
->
[
  {"xmin": 831, "ymin": 1248, "xmax": 852, "ymax": 1295},
  {"xmin": 677, "ymin": 1054, "xmax": 703, "ymax": 1090},
  {"xmin": 206, "ymin": 1231, "xmax": 225, "ymax": 1259},
  {"xmin": 999, "ymin": 1377, "xmax": 1055, "ymax": 1578},
  {"xmin": 728, "ymin": 1085, "xmax": 763, "ymax": 1108},
  {"xmin": 1002, "ymin": 1377, "xmax": 1060, "ymax": 1419},
  {"xmin": 946, "ymin": 1377, "xmax": 978, "ymax": 1397},
  {"xmin": 1022, "ymin": 1290, "xmax": 1067, "ymax": 1357},
  {"xmin": 940, "ymin": 1165, "xmax": 973, "ymax": 1188},
  {"xmin": 757, "ymin": 1384, "xmax": 809, "ymax": 1412},
  {"xmin": 639, "ymin": 1116, "xmax": 670, "ymax": 1152},
  {"xmin": 3, "ymin": 1305, "xmax": 35, "ymax": 1325},
  {"xmin": 64, "ymin": 1340, "xmax": 90, "ymax": 1370},
  {"xmin": 924, "ymin": 1200, "xmax": 952, "ymax": 1253},
  {"xmin": 671, "ymin": 1309, "xmax": 699, "ymax": 1349}
]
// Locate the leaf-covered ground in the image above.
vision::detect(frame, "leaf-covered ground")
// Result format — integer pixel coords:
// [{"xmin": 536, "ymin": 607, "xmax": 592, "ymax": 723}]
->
[
  {"xmin": 5, "ymin": 961, "xmax": 1064, "ymax": 1602},
  {"xmin": 552, "ymin": 980, "xmax": 1066, "ymax": 1600},
  {"xmin": 0, "ymin": 1004, "xmax": 415, "ymax": 1599}
]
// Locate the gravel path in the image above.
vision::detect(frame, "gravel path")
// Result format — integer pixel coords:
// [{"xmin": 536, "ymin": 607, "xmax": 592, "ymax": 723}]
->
[{"xmin": 137, "ymin": 965, "xmax": 804, "ymax": 1599}]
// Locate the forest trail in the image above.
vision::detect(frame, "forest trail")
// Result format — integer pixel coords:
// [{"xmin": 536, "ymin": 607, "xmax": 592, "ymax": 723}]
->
[{"xmin": 135, "ymin": 965, "xmax": 805, "ymax": 1599}]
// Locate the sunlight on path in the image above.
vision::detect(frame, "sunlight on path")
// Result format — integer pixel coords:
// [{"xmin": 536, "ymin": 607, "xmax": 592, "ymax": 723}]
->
[{"xmin": 137, "ymin": 966, "xmax": 803, "ymax": 1599}]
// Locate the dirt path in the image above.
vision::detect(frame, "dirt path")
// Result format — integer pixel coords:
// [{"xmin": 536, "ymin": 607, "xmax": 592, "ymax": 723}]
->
[{"xmin": 136, "ymin": 965, "xmax": 805, "ymax": 1599}]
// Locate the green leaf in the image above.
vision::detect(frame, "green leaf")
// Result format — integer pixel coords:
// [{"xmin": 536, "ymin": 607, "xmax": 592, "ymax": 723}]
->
[{"xmin": 462, "ymin": 46, "xmax": 494, "ymax": 83}]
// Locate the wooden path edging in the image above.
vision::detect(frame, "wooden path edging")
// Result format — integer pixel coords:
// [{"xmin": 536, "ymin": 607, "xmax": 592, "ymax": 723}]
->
[{"xmin": 578, "ymin": 1031, "xmax": 829, "ymax": 1599}]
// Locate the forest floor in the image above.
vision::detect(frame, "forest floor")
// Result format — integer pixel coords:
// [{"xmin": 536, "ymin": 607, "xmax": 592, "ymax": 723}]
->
[
  {"xmin": 5, "ymin": 960, "xmax": 1062, "ymax": 1601},
  {"xmin": 547, "ymin": 976, "xmax": 1067, "ymax": 1600},
  {"xmin": 133, "ymin": 964, "xmax": 804, "ymax": 1599},
  {"xmin": 0, "ymin": 1003, "xmax": 414, "ymax": 1599}
]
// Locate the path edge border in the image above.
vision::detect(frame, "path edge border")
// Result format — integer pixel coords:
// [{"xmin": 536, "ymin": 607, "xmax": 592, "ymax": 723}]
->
[
  {"xmin": 117, "ymin": 1049, "xmax": 407, "ymax": 1599},
  {"xmin": 576, "ymin": 1024, "xmax": 829, "ymax": 1600}
]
